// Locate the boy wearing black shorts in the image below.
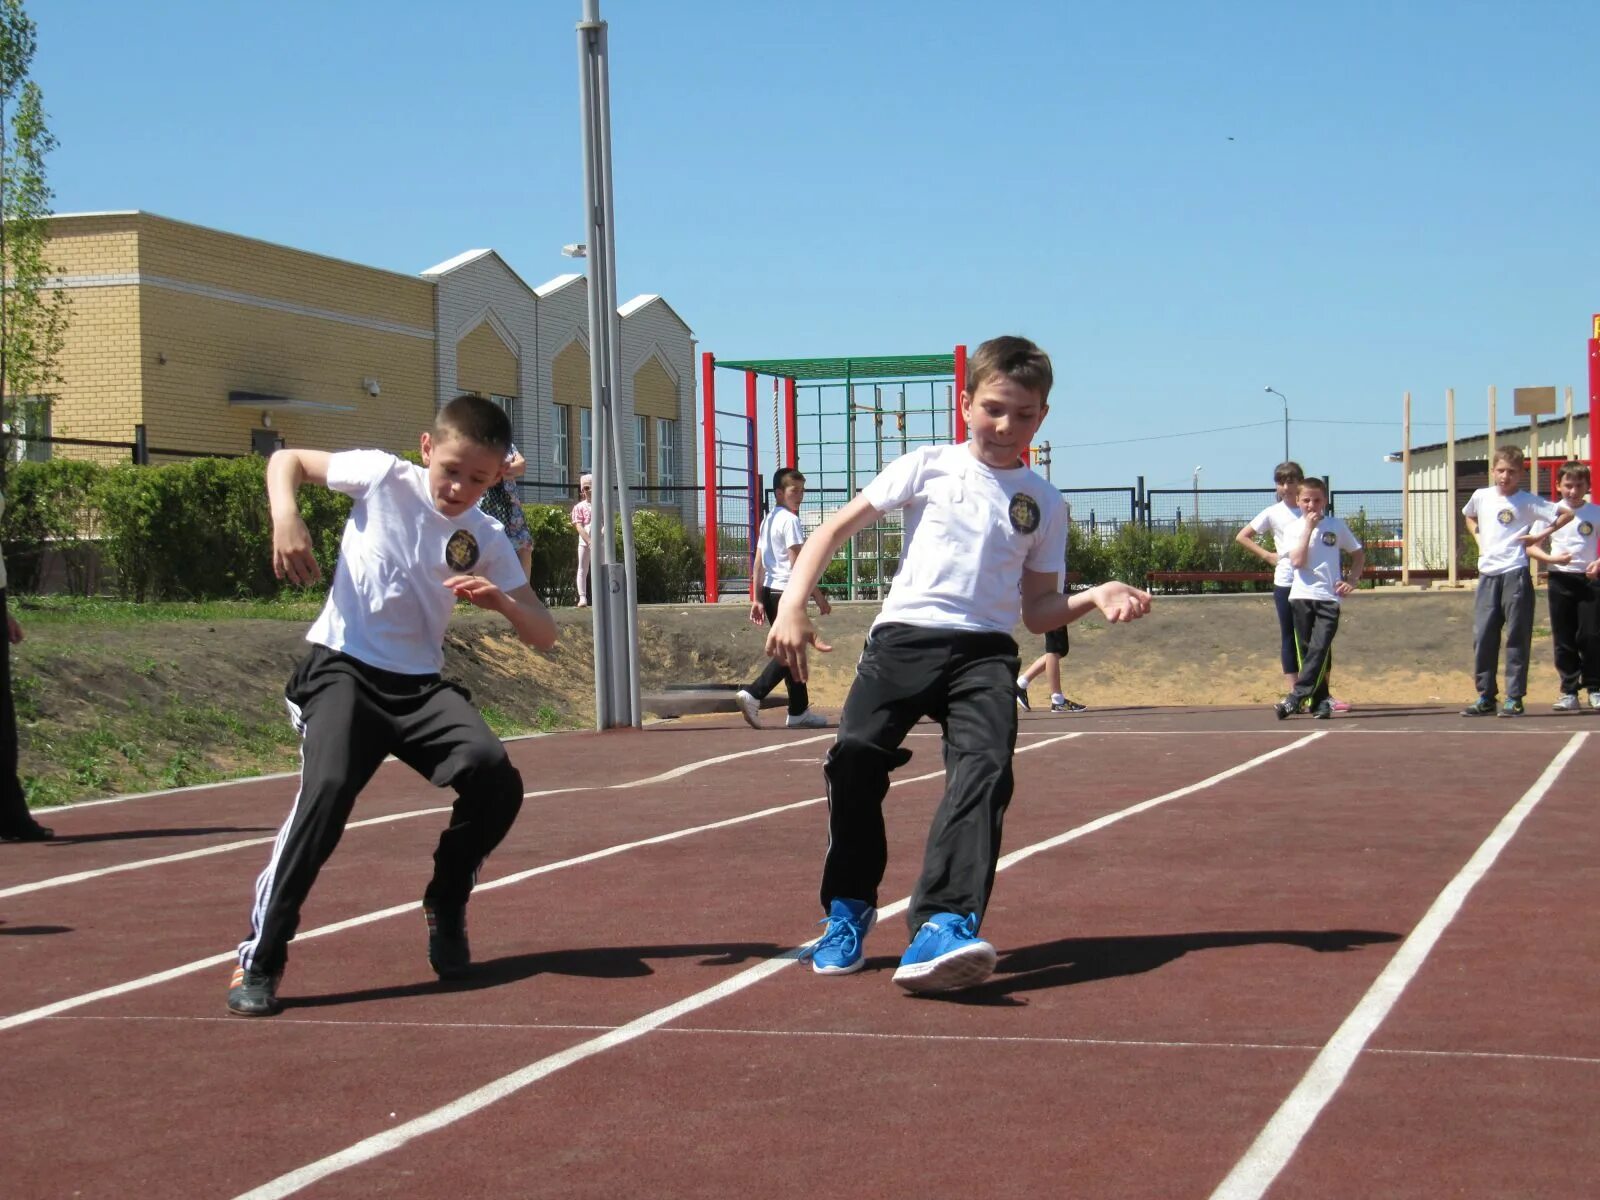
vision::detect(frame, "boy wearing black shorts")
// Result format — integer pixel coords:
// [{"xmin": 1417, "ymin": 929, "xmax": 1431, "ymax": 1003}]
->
[
  {"xmin": 767, "ymin": 336, "xmax": 1151, "ymax": 993},
  {"xmin": 227, "ymin": 394, "xmax": 558, "ymax": 1017}
]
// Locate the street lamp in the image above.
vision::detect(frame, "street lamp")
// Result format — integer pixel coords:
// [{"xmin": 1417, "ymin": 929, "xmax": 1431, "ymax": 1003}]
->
[
  {"xmin": 1191, "ymin": 464, "xmax": 1203, "ymax": 522},
  {"xmin": 1264, "ymin": 386, "xmax": 1290, "ymax": 462},
  {"xmin": 561, "ymin": 243, "xmax": 588, "ymax": 258}
]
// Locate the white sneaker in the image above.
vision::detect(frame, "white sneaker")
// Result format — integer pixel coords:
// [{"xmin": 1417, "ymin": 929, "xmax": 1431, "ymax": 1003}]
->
[
  {"xmin": 1589, "ymin": 691, "xmax": 1600, "ymax": 712},
  {"xmin": 1552, "ymin": 693, "xmax": 1580, "ymax": 712},
  {"xmin": 785, "ymin": 709, "xmax": 828, "ymax": 729},
  {"xmin": 734, "ymin": 689, "xmax": 762, "ymax": 729}
]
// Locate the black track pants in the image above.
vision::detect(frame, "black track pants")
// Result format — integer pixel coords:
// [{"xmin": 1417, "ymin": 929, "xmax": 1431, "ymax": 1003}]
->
[
  {"xmin": 819, "ymin": 623, "xmax": 1020, "ymax": 934},
  {"xmin": 238, "ymin": 646, "xmax": 524, "ymax": 975},
  {"xmin": 747, "ymin": 587, "xmax": 808, "ymax": 716},
  {"xmin": 1547, "ymin": 570, "xmax": 1600, "ymax": 695},
  {"xmin": 1287, "ymin": 599, "xmax": 1341, "ymax": 710}
]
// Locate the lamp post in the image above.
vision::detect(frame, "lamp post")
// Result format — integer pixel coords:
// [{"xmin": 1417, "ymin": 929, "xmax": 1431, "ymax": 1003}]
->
[
  {"xmin": 1264, "ymin": 386, "xmax": 1290, "ymax": 462},
  {"xmin": 1191, "ymin": 464, "xmax": 1203, "ymax": 523}
]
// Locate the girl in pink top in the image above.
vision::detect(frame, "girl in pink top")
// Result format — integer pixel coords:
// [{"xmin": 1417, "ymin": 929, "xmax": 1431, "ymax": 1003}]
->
[{"xmin": 571, "ymin": 474, "xmax": 593, "ymax": 606}]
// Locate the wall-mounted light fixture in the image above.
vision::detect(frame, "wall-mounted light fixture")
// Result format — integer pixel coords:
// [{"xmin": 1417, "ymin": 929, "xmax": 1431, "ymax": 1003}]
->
[
  {"xmin": 156, "ymin": 351, "xmax": 168, "ymax": 365},
  {"xmin": 261, "ymin": 411, "xmax": 274, "ymax": 428},
  {"xmin": 362, "ymin": 377, "xmax": 381, "ymax": 397}
]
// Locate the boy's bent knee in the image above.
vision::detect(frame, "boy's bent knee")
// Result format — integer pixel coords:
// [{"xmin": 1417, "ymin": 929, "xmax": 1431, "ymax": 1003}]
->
[{"xmin": 826, "ymin": 733, "xmax": 913, "ymax": 779}]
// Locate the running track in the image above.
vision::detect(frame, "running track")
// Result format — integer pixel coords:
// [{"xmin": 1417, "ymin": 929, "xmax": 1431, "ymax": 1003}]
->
[{"xmin": 2, "ymin": 706, "xmax": 1596, "ymax": 1198}]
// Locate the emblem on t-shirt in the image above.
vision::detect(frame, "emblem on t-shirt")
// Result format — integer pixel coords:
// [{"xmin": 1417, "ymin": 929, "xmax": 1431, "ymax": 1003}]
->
[
  {"xmin": 445, "ymin": 529, "xmax": 480, "ymax": 572},
  {"xmin": 1580, "ymin": 521, "xmax": 1595, "ymax": 537},
  {"xmin": 1321, "ymin": 531, "xmax": 1337, "ymax": 546},
  {"xmin": 1496, "ymin": 508, "xmax": 1514, "ymax": 526},
  {"xmin": 1009, "ymin": 493, "xmax": 1041, "ymax": 534}
]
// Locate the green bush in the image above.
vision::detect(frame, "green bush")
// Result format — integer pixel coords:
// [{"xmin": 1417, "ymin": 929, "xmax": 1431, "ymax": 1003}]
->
[
  {"xmin": 1, "ymin": 459, "xmax": 104, "ymax": 594},
  {"xmin": 525, "ymin": 502, "xmax": 579, "ymax": 606},
  {"xmin": 625, "ymin": 508, "xmax": 704, "ymax": 603}
]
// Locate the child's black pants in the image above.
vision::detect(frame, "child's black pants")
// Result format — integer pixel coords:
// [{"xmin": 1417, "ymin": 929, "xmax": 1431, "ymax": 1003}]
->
[
  {"xmin": 1547, "ymin": 571, "xmax": 1600, "ymax": 695},
  {"xmin": 820, "ymin": 623, "xmax": 1019, "ymax": 934},
  {"xmin": 238, "ymin": 646, "xmax": 523, "ymax": 975},
  {"xmin": 1287, "ymin": 599, "xmax": 1341, "ymax": 709},
  {"xmin": 748, "ymin": 587, "xmax": 808, "ymax": 716}
]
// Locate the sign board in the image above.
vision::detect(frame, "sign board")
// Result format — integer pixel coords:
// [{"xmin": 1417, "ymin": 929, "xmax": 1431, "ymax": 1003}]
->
[
  {"xmin": 1513, "ymin": 386, "xmax": 1557, "ymax": 416},
  {"xmin": 1593, "ymin": 313, "xmax": 1600, "ymax": 339}
]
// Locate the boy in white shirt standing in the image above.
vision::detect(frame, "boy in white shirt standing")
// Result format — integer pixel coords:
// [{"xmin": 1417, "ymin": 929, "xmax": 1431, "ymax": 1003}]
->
[
  {"xmin": 228, "ymin": 394, "xmax": 558, "ymax": 1017},
  {"xmin": 1527, "ymin": 461, "xmax": 1600, "ymax": 711},
  {"xmin": 735, "ymin": 467, "xmax": 832, "ymax": 729},
  {"xmin": 766, "ymin": 336, "xmax": 1151, "ymax": 993},
  {"xmin": 1236, "ymin": 461, "xmax": 1305, "ymax": 698},
  {"xmin": 1460, "ymin": 446, "xmax": 1572, "ymax": 718},
  {"xmin": 1273, "ymin": 478, "xmax": 1363, "ymax": 719}
]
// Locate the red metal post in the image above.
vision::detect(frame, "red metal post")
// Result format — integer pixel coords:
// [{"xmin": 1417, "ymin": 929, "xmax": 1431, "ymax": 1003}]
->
[
  {"xmin": 1590, "ymin": 315, "xmax": 1599, "ymax": 487},
  {"xmin": 701, "ymin": 351, "xmax": 718, "ymax": 603},
  {"xmin": 953, "ymin": 343, "xmax": 968, "ymax": 443},
  {"xmin": 745, "ymin": 370, "xmax": 759, "ymax": 601},
  {"xmin": 784, "ymin": 377, "xmax": 798, "ymax": 469}
]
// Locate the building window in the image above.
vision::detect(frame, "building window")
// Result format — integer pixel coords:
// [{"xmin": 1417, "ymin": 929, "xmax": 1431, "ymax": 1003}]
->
[
  {"xmin": 656, "ymin": 417, "xmax": 676, "ymax": 493},
  {"xmin": 6, "ymin": 398, "xmax": 51, "ymax": 462},
  {"xmin": 635, "ymin": 415, "xmax": 650, "ymax": 492},
  {"xmin": 552, "ymin": 404, "xmax": 570, "ymax": 485},
  {"xmin": 579, "ymin": 406, "xmax": 592, "ymax": 473},
  {"xmin": 490, "ymin": 394, "xmax": 518, "ymax": 448}
]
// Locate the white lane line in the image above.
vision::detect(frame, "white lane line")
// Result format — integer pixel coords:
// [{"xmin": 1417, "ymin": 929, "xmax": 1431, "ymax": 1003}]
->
[
  {"xmin": 1208, "ymin": 730, "xmax": 1588, "ymax": 1200},
  {"xmin": 0, "ymin": 735, "xmax": 834, "ymax": 901},
  {"xmin": 0, "ymin": 735, "xmax": 1071, "ymax": 1033},
  {"xmin": 231, "ymin": 731, "xmax": 1319, "ymax": 1199}
]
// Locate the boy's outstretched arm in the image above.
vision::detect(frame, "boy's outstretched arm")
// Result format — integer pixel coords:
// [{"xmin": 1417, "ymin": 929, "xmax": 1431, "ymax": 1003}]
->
[
  {"xmin": 1234, "ymin": 523, "xmax": 1279, "ymax": 567},
  {"xmin": 1020, "ymin": 570, "xmax": 1152, "ymax": 633},
  {"xmin": 767, "ymin": 494, "xmax": 880, "ymax": 681},
  {"xmin": 446, "ymin": 578, "xmax": 558, "ymax": 649},
  {"xmin": 267, "ymin": 448, "xmax": 333, "ymax": 586}
]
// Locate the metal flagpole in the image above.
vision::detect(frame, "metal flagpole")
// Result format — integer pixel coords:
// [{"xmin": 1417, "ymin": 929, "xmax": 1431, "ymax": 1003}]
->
[{"xmin": 577, "ymin": 0, "xmax": 640, "ymax": 728}]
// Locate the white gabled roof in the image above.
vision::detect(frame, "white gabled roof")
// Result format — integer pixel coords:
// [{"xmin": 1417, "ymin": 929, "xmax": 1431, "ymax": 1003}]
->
[
  {"xmin": 535, "ymin": 272, "xmax": 584, "ymax": 298},
  {"xmin": 421, "ymin": 248, "xmax": 496, "ymax": 277},
  {"xmin": 618, "ymin": 293, "xmax": 693, "ymax": 335}
]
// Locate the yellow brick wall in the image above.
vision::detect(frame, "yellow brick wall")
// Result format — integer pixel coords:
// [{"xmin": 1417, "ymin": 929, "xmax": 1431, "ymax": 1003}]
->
[
  {"xmin": 135, "ymin": 214, "xmax": 433, "ymax": 329},
  {"xmin": 455, "ymin": 322, "xmax": 519, "ymax": 398},
  {"xmin": 552, "ymin": 339, "xmax": 590, "ymax": 479},
  {"xmin": 138, "ymin": 286, "xmax": 435, "ymax": 456},
  {"xmin": 632, "ymin": 356, "xmax": 679, "ymax": 487}
]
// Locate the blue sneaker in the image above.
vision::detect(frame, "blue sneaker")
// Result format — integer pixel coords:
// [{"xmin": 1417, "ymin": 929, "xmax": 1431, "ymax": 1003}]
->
[
  {"xmin": 892, "ymin": 912, "xmax": 997, "ymax": 993},
  {"xmin": 801, "ymin": 897, "xmax": 876, "ymax": 975}
]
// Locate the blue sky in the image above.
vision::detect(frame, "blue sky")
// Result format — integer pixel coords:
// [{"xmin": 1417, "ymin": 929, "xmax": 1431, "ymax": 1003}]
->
[{"xmin": 34, "ymin": 0, "xmax": 1598, "ymax": 492}]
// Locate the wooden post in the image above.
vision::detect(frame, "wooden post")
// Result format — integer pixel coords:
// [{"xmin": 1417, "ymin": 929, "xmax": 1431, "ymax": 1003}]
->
[
  {"xmin": 1564, "ymin": 386, "xmax": 1575, "ymax": 461},
  {"xmin": 1487, "ymin": 385, "xmax": 1497, "ymax": 465},
  {"xmin": 1401, "ymin": 391, "xmax": 1411, "ymax": 587},
  {"xmin": 1529, "ymin": 408, "xmax": 1540, "ymax": 588},
  {"xmin": 1447, "ymin": 388, "xmax": 1458, "ymax": 587}
]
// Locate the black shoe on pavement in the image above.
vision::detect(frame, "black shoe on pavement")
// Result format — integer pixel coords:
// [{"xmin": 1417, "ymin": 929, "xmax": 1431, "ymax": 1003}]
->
[
  {"xmin": 1313, "ymin": 699, "xmax": 1334, "ymax": 720},
  {"xmin": 226, "ymin": 966, "xmax": 283, "ymax": 1017},
  {"xmin": 1014, "ymin": 684, "xmax": 1031, "ymax": 712},
  {"xmin": 0, "ymin": 818, "xmax": 54, "ymax": 842},
  {"xmin": 1273, "ymin": 699, "xmax": 1294, "ymax": 720},
  {"xmin": 424, "ymin": 901, "xmax": 471, "ymax": 979},
  {"xmin": 1460, "ymin": 696, "xmax": 1495, "ymax": 717}
]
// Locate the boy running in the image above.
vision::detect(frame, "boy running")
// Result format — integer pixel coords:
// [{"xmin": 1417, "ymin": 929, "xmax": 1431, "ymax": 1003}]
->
[
  {"xmin": 228, "ymin": 394, "xmax": 558, "ymax": 1017},
  {"xmin": 767, "ymin": 336, "xmax": 1151, "ymax": 994}
]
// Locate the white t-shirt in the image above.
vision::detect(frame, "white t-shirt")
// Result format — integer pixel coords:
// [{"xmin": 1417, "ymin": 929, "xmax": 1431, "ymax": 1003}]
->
[
  {"xmin": 1286, "ymin": 513, "xmax": 1362, "ymax": 603},
  {"xmin": 758, "ymin": 506, "xmax": 805, "ymax": 592},
  {"xmin": 863, "ymin": 443, "xmax": 1068, "ymax": 634},
  {"xmin": 306, "ymin": 451, "xmax": 528, "ymax": 676},
  {"xmin": 1249, "ymin": 499, "xmax": 1303, "ymax": 588},
  {"xmin": 1540, "ymin": 499, "xmax": 1600, "ymax": 574},
  {"xmin": 1461, "ymin": 487, "xmax": 1561, "ymax": 575}
]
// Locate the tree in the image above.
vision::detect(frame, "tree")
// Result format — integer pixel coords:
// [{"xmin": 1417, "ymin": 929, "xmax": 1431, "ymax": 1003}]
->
[{"xmin": 0, "ymin": 0, "xmax": 68, "ymax": 482}]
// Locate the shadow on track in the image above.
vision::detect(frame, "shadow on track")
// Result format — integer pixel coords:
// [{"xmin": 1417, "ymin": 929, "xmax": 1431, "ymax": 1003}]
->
[
  {"xmin": 38, "ymin": 826, "xmax": 273, "ymax": 846},
  {"xmin": 927, "ymin": 928, "xmax": 1401, "ymax": 1006},
  {"xmin": 286, "ymin": 941, "xmax": 790, "ymax": 1010},
  {"xmin": 0, "ymin": 921, "xmax": 73, "ymax": 935}
]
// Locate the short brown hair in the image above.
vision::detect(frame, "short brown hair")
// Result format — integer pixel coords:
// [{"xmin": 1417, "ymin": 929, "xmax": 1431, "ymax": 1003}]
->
[
  {"xmin": 1274, "ymin": 461, "xmax": 1305, "ymax": 486},
  {"xmin": 1557, "ymin": 460, "xmax": 1590, "ymax": 485},
  {"xmin": 1298, "ymin": 477, "xmax": 1328, "ymax": 496},
  {"xmin": 772, "ymin": 467, "xmax": 806, "ymax": 491},
  {"xmin": 966, "ymin": 335, "xmax": 1052, "ymax": 404},
  {"xmin": 1492, "ymin": 445, "xmax": 1525, "ymax": 469},
  {"xmin": 435, "ymin": 393, "xmax": 512, "ymax": 454}
]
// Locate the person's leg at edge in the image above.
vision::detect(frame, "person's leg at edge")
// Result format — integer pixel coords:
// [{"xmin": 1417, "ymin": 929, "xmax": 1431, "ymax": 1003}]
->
[
  {"xmin": 576, "ymin": 541, "xmax": 591, "ymax": 606},
  {"xmin": 1274, "ymin": 584, "xmax": 1297, "ymax": 692},
  {"xmin": 1503, "ymin": 568, "xmax": 1535, "ymax": 702},
  {"xmin": 1472, "ymin": 572, "xmax": 1507, "ymax": 701},
  {"xmin": 1547, "ymin": 572, "xmax": 1582, "ymax": 697},
  {"xmin": 1579, "ymin": 577, "xmax": 1600, "ymax": 695},
  {"xmin": 0, "ymin": 587, "xmax": 49, "ymax": 839}
]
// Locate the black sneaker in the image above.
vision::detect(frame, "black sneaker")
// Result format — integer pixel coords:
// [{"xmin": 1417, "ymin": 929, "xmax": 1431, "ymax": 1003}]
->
[
  {"xmin": 1273, "ymin": 699, "xmax": 1294, "ymax": 720},
  {"xmin": 424, "ymin": 900, "xmax": 471, "ymax": 979},
  {"xmin": 1460, "ymin": 696, "xmax": 1495, "ymax": 717},
  {"xmin": 1014, "ymin": 684, "xmax": 1031, "ymax": 712},
  {"xmin": 226, "ymin": 966, "xmax": 283, "ymax": 1017},
  {"xmin": 0, "ymin": 818, "xmax": 54, "ymax": 842},
  {"xmin": 1050, "ymin": 695, "xmax": 1087, "ymax": 714},
  {"xmin": 1497, "ymin": 698, "xmax": 1524, "ymax": 719},
  {"xmin": 1313, "ymin": 699, "xmax": 1334, "ymax": 720}
]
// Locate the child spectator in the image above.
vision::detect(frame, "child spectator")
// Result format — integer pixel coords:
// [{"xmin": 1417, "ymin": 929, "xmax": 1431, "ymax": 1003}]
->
[
  {"xmin": 227, "ymin": 394, "xmax": 557, "ymax": 1017},
  {"xmin": 572, "ymin": 474, "xmax": 594, "ymax": 606},
  {"xmin": 1236, "ymin": 461, "xmax": 1305, "ymax": 699},
  {"xmin": 735, "ymin": 467, "xmax": 832, "ymax": 729},
  {"xmin": 1526, "ymin": 461, "xmax": 1600, "ymax": 711},
  {"xmin": 478, "ymin": 444, "xmax": 533, "ymax": 581},
  {"xmin": 1460, "ymin": 446, "xmax": 1573, "ymax": 718},
  {"xmin": 766, "ymin": 336, "xmax": 1151, "ymax": 994},
  {"xmin": 1272, "ymin": 478, "xmax": 1364, "ymax": 719}
]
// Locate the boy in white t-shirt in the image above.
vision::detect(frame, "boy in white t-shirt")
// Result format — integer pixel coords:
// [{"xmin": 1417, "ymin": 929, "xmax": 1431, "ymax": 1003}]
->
[
  {"xmin": 766, "ymin": 336, "xmax": 1152, "ymax": 994},
  {"xmin": 227, "ymin": 394, "xmax": 558, "ymax": 1017},
  {"xmin": 1526, "ymin": 461, "xmax": 1600, "ymax": 711},
  {"xmin": 1272, "ymin": 478, "xmax": 1364, "ymax": 720},
  {"xmin": 735, "ymin": 467, "xmax": 832, "ymax": 728},
  {"xmin": 1460, "ymin": 446, "xmax": 1572, "ymax": 718},
  {"xmin": 1236, "ymin": 461, "xmax": 1305, "ymax": 696}
]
